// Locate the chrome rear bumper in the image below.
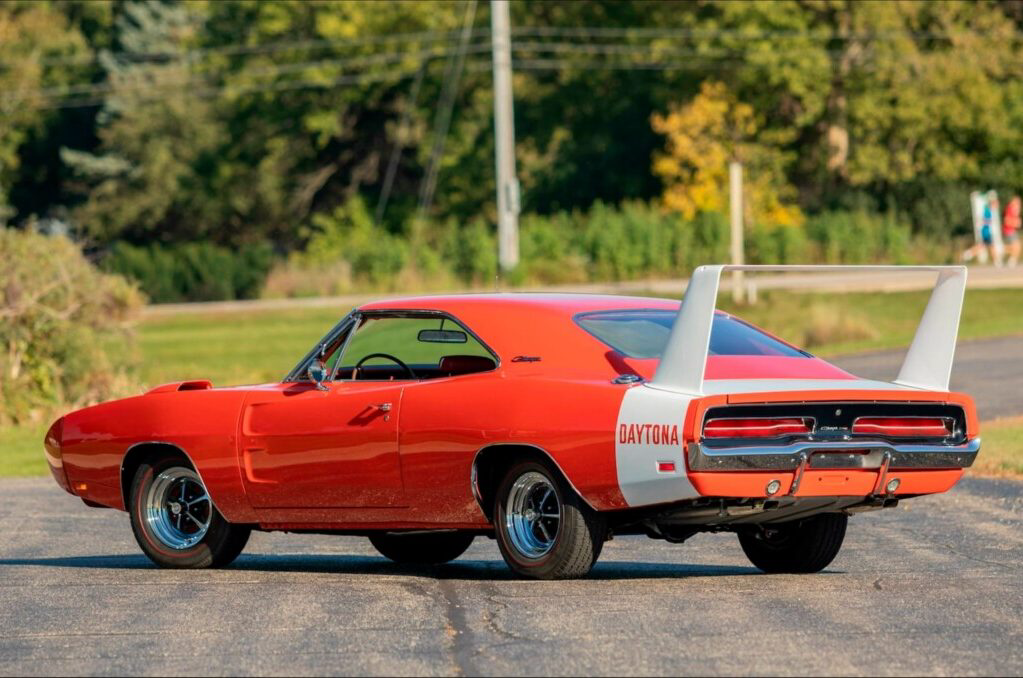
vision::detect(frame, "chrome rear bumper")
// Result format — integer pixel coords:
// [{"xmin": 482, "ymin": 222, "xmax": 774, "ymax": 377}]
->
[{"xmin": 687, "ymin": 438, "xmax": 980, "ymax": 473}]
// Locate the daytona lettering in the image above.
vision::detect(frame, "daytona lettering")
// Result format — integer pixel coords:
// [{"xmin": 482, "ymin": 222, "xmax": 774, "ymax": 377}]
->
[{"xmin": 618, "ymin": 423, "xmax": 680, "ymax": 446}]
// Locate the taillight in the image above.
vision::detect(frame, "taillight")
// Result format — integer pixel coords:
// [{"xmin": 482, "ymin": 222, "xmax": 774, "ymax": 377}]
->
[
  {"xmin": 852, "ymin": 417, "xmax": 952, "ymax": 437},
  {"xmin": 703, "ymin": 417, "xmax": 813, "ymax": 439}
]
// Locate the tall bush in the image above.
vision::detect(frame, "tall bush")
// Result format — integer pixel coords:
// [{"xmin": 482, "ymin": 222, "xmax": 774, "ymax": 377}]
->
[
  {"xmin": 0, "ymin": 229, "xmax": 143, "ymax": 425},
  {"xmin": 102, "ymin": 241, "xmax": 274, "ymax": 303},
  {"xmin": 804, "ymin": 210, "xmax": 913, "ymax": 263}
]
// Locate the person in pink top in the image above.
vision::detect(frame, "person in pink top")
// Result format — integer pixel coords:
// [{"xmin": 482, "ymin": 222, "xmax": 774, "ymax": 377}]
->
[{"xmin": 1004, "ymin": 195, "xmax": 1021, "ymax": 267}]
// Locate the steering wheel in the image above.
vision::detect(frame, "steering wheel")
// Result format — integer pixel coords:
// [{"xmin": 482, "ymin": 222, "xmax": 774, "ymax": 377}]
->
[{"xmin": 352, "ymin": 352, "xmax": 416, "ymax": 380}]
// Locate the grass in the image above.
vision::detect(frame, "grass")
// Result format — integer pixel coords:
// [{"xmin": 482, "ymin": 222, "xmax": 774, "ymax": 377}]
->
[
  {"xmin": 971, "ymin": 416, "xmax": 1023, "ymax": 476},
  {"xmin": 2, "ymin": 287, "xmax": 1022, "ymax": 477},
  {"xmin": 0, "ymin": 424, "xmax": 49, "ymax": 477},
  {"xmin": 716, "ymin": 287, "xmax": 1023, "ymax": 357},
  {"xmin": 136, "ymin": 306, "xmax": 350, "ymax": 386}
]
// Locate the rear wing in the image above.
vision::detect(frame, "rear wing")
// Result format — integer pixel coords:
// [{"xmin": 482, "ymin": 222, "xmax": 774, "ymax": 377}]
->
[{"xmin": 649, "ymin": 265, "xmax": 968, "ymax": 395}]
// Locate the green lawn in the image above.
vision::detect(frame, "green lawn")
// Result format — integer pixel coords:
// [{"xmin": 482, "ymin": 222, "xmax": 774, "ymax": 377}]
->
[
  {"xmin": 717, "ymin": 287, "xmax": 1023, "ymax": 358},
  {"xmin": 137, "ymin": 306, "xmax": 350, "ymax": 386},
  {"xmin": 0, "ymin": 424, "xmax": 49, "ymax": 477},
  {"xmin": 3, "ymin": 287, "xmax": 1022, "ymax": 477},
  {"xmin": 972, "ymin": 417, "xmax": 1023, "ymax": 476}
]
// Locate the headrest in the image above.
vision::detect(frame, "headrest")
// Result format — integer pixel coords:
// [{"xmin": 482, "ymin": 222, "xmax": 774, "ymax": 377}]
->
[{"xmin": 439, "ymin": 354, "xmax": 497, "ymax": 376}]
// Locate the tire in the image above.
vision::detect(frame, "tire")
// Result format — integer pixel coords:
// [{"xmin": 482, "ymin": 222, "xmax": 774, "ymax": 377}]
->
[
  {"xmin": 738, "ymin": 513, "xmax": 848, "ymax": 574},
  {"xmin": 129, "ymin": 453, "xmax": 250, "ymax": 569},
  {"xmin": 493, "ymin": 460, "xmax": 606, "ymax": 580},
  {"xmin": 368, "ymin": 531, "xmax": 475, "ymax": 564}
]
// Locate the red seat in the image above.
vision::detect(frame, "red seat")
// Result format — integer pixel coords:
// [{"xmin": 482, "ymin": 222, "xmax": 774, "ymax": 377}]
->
[{"xmin": 438, "ymin": 355, "xmax": 496, "ymax": 376}]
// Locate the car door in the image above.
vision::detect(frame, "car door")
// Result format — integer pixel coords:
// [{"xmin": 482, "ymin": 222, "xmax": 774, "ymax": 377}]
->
[{"xmin": 239, "ymin": 380, "xmax": 405, "ymax": 508}]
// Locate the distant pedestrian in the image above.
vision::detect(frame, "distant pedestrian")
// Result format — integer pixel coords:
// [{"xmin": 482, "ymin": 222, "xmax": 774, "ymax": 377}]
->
[
  {"xmin": 1004, "ymin": 195, "xmax": 1021, "ymax": 267},
  {"xmin": 986, "ymin": 191, "xmax": 1004, "ymax": 265},
  {"xmin": 963, "ymin": 190, "xmax": 998, "ymax": 264}
]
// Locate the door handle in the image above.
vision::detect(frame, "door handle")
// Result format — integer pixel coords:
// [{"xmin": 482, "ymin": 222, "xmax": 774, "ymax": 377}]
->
[{"xmin": 373, "ymin": 402, "xmax": 392, "ymax": 412}]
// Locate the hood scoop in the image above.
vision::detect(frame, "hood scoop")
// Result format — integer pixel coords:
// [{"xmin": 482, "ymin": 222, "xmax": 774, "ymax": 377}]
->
[{"xmin": 147, "ymin": 380, "xmax": 213, "ymax": 394}]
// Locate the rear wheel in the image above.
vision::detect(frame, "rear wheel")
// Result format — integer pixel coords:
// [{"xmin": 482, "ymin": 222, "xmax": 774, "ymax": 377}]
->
[
  {"xmin": 493, "ymin": 460, "xmax": 606, "ymax": 580},
  {"xmin": 738, "ymin": 513, "xmax": 848, "ymax": 574},
  {"xmin": 129, "ymin": 454, "xmax": 250, "ymax": 569},
  {"xmin": 368, "ymin": 532, "xmax": 474, "ymax": 564}
]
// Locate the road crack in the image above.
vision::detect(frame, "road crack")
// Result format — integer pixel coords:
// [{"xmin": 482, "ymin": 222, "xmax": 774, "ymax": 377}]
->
[
  {"xmin": 437, "ymin": 578, "xmax": 479, "ymax": 677},
  {"xmin": 944, "ymin": 542, "xmax": 1017, "ymax": 570},
  {"xmin": 481, "ymin": 583, "xmax": 533, "ymax": 645}
]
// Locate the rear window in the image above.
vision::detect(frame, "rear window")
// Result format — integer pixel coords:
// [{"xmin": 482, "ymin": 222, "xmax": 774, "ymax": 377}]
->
[{"xmin": 575, "ymin": 309, "xmax": 809, "ymax": 360}]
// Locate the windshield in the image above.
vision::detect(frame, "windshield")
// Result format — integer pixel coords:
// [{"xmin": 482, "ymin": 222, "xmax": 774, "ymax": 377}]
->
[{"xmin": 575, "ymin": 309, "xmax": 810, "ymax": 360}]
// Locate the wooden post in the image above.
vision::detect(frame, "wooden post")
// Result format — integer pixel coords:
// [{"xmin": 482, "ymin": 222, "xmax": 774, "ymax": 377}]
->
[{"xmin": 729, "ymin": 161, "xmax": 745, "ymax": 303}]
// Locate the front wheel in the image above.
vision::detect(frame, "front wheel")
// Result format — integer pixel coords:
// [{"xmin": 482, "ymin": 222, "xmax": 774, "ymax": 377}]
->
[
  {"xmin": 493, "ymin": 460, "xmax": 606, "ymax": 580},
  {"xmin": 738, "ymin": 513, "xmax": 848, "ymax": 574},
  {"xmin": 129, "ymin": 454, "xmax": 250, "ymax": 569}
]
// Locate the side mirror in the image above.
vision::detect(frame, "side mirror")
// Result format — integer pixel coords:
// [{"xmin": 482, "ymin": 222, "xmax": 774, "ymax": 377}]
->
[{"xmin": 307, "ymin": 361, "xmax": 328, "ymax": 391}]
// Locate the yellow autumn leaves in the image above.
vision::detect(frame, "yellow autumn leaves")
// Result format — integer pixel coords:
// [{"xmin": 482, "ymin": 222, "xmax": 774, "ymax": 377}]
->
[{"xmin": 652, "ymin": 82, "xmax": 803, "ymax": 229}]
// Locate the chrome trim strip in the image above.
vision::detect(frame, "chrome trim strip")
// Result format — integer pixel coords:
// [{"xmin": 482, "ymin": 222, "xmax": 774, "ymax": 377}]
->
[{"xmin": 687, "ymin": 437, "xmax": 981, "ymax": 472}]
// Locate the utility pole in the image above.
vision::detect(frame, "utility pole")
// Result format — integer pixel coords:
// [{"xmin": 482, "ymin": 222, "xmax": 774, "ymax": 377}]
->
[
  {"xmin": 729, "ymin": 160, "xmax": 745, "ymax": 303},
  {"xmin": 491, "ymin": 0, "xmax": 519, "ymax": 272}
]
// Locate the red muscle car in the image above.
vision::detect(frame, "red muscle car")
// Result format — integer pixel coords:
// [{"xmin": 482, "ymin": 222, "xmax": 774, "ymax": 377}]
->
[{"xmin": 43, "ymin": 265, "xmax": 980, "ymax": 579}]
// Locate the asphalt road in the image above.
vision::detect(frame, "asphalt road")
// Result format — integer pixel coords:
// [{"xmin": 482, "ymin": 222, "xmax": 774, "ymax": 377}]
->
[
  {"xmin": 832, "ymin": 335, "xmax": 1023, "ymax": 420},
  {"xmin": 1, "ymin": 475, "xmax": 1021, "ymax": 676}
]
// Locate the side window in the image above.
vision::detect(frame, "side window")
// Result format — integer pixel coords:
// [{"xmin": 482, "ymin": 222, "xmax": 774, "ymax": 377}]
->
[{"xmin": 337, "ymin": 315, "xmax": 496, "ymax": 381}]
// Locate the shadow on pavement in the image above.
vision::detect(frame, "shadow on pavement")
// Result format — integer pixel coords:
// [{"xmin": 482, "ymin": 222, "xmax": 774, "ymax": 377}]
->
[{"xmin": 0, "ymin": 553, "xmax": 763, "ymax": 579}]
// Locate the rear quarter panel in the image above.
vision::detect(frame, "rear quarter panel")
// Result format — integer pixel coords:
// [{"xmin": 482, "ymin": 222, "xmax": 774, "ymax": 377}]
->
[{"xmin": 398, "ymin": 370, "xmax": 628, "ymax": 523}]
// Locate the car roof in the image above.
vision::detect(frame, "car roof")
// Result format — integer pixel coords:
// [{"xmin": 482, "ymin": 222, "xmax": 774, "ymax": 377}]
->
[
  {"xmin": 357, "ymin": 293, "xmax": 681, "ymax": 370},
  {"xmin": 359, "ymin": 292, "xmax": 681, "ymax": 314}
]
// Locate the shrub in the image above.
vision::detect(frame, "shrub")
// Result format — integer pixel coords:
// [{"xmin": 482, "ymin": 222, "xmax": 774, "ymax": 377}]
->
[
  {"xmin": 441, "ymin": 217, "xmax": 498, "ymax": 285},
  {"xmin": 102, "ymin": 240, "xmax": 274, "ymax": 303},
  {"xmin": 263, "ymin": 200, "xmax": 959, "ymax": 298},
  {"xmin": 802, "ymin": 303, "xmax": 880, "ymax": 349},
  {"xmin": 294, "ymin": 198, "xmax": 411, "ymax": 290},
  {"xmin": 0, "ymin": 229, "xmax": 143, "ymax": 425},
  {"xmin": 746, "ymin": 222, "xmax": 810, "ymax": 265},
  {"xmin": 804, "ymin": 210, "xmax": 913, "ymax": 264}
]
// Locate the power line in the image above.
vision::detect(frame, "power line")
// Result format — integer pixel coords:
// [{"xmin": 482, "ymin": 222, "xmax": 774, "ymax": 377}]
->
[
  {"xmin": 510, "ymin": 25, "xmax": 1004, "ymax": 42},
  {"xmin": 34, "ymin": 22, "xmax": 1001, "ymax": 69},
  {"xmin": 8, "ymin": 43, "xmax": 491, "ymax": 106},
  {"xmin": 24, "ymin": 65, "xmax": 425, "ymax": 111},
  {"xmin": 18, "ymin": 29, "xmax": 983, "ymax": 111},
  {"xmin": 375, "ymin": 65, "xmax": 425, "ymax": 225},
  {"xmin": 417, "ymin": 0, "xmax": 478, "ymax": 221},
  {"xmin": 37, "ymin": 28, "xmax": 492, "ymax": 67}
]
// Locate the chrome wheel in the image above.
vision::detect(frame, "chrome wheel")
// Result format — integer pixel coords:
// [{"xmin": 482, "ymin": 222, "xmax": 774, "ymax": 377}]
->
[
  {"xmin": 504, "ymin": 471, "xmax": 561, "ymax": 559},
  {"xmin": 144, "ymin": 467, "xmax": 211, "ymax": 550}
]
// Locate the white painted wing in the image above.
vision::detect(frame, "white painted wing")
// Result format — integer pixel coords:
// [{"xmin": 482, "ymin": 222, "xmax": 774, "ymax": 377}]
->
[{"xmin": 649, "ymin": 265, "xmax": 968, "ymax": 395}]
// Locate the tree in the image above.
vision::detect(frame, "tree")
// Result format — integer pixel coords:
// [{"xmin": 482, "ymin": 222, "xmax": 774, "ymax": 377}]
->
[
  {"xmin": 652, "ymin": 81, "xmax": 802, "ymax": 227},
  {"xmin": 0, "ymin": 1, "xmax": 85, "ymax": 225}
]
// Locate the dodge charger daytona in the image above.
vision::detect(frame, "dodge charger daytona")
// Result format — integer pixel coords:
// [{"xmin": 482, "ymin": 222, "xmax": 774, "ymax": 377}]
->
[{"xmin": 43, "ymin": 265, "xmax": 979, "ymax": 579}]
